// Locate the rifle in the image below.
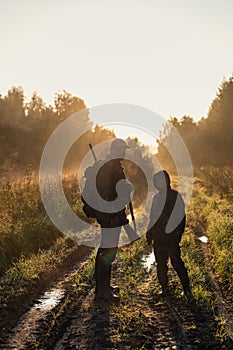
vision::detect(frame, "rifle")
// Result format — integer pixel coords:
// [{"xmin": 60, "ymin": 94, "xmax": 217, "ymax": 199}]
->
[
  {"xmin": 88, "ymin": 143, "xmax": 138, "ymax": 237},
  {"xmin": 129, "ymin": 201, "xmax": 137, "ymax": 233},
  {"xmin": 89, "ymin": 143, "xmax": 97, "ymax": 162}
]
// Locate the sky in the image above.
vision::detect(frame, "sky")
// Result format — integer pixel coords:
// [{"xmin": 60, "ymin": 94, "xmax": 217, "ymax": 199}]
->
[{"xmin": 1, "ymin": 0, "xmax": 233, "ymax": 145}]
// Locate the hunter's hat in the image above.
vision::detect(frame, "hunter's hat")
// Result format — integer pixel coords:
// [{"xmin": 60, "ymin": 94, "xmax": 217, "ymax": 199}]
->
[{"xmin": 110, "ymin": 138, "xmax": 129, "ymax": 151}]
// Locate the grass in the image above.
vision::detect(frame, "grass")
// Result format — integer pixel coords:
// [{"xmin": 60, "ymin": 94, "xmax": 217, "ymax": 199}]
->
[
  {"xmin": 198, "ymin": 166, "xmax": 233, "ymax": 201},
  {"xmin": 181, "ymin": 231, "xmax": 212, "ymax": 304},
  {"xmin": 4, "ymin": 222, "xmax": 232, "ymax": 349},
  {"xmin": 0, "ymin": 236, "xmax": 80, "ymax": 307},
  {"xmin": 0, "ymin": 172, "xmax": 87, "ymax": 274},
  {"xmin": 189, "ymin": 184, "xmax": 233, "ymax": 301},
  {"xmin": 0, "ymin": 174, "xmax": 61, "ymax": 273},
  {"xmin": 0, "ymin": 171, "xmax": 232, "ymax": 348}
]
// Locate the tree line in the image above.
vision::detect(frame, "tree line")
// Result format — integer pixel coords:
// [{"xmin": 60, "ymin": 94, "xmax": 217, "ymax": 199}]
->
[
  {"xmin": 157, "ymin": 75, "xmax": 233, "ymax": 172},
  {"xmin": 0, "ymin": 74, "xmax": 233, "ymax": 176},
  {"xmin": 0, "ymin": 88, "xmax": 116, "ymax": 173}
]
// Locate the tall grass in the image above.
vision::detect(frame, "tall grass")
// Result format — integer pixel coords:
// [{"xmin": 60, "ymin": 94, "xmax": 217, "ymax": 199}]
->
[
  {"xmin": 189, "ymin": 184, "xmax": 233, "ymax": 300},
  {"xmin": 198, "ymin": 166, "xmax": 233, "ymax": 201},
  {"xmin": 0, "ymin": 236, "xmax": 75, "ymax": 306},
  {"xmin": 0, "ymin": 172, "xmax": 84, "ymax": 274}
]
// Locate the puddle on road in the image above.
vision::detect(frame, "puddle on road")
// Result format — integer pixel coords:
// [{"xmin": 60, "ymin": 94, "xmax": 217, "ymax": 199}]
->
[
  {"xmin": 198, "ymin": 235, "xmax": 208, "ymax": 243},
  {"xmin": 141, "ymin": 236, "xmax": 208, "ymax": 270},
  {"xmin": 34, "ymin": 288, "xmax": 65, "ymax": 310},
  {"xmin": 141, "ymin": 251, "xmax": 155, "ymax": 270},
  {"xmin": 6, "ymin": 248, "xmax": 91, "ymax": 349},
  {"xmin": 8, "ymin": 286, "xmax": 65, "ymax": 349}
]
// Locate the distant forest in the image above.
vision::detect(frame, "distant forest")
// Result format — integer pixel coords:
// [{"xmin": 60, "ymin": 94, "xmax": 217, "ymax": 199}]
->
[
  {"xmin": 157, "ymin": 75, "xmax": 233, "ymax": 172},
  {"xmin": 0, "ymin": 75, "xmax": 233, "ymax": 175},
  {"xmin": 0, "ymin": 89, "xmax": 116, "ymax": 173}
]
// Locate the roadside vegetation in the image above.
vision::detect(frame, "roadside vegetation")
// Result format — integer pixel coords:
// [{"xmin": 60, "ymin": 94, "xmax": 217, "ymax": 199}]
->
[
  {"xmin": 188, "ymin": 181, "xmax": 233, "ymax": 302},
  {"xmin": 0, "ymin": 173, "xmax": 61, "ymax": 274},
  {"xmin": 0, "ymin": 165, "xmax": 232, "ymax": 347}
]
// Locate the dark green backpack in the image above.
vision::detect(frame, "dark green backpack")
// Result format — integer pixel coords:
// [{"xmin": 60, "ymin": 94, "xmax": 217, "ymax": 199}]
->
[{"xmin": 81, "ymin": 160, "xmax": 103, "ymax": 218}]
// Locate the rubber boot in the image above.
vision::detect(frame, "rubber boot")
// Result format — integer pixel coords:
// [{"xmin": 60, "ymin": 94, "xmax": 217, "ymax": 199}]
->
[
  {"xmin": 108, "ymin": 265, "xmax": 120, "ymax": 293},
  {"xmin": 95, "ymin": 263, "xmax": 119, "ymax": 303},
  {"xmin": 103, "ymin": 264, "xmax": 120, "ymax": 302}
]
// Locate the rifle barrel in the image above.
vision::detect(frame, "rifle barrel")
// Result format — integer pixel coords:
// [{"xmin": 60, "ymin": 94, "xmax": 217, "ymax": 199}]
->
[{"xmin": 89, "ymin": 143, "xmax": 97, "ymax": 162}]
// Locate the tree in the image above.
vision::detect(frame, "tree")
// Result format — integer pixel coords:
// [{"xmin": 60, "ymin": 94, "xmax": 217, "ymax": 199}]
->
[
  {"xmin": 198, "ymin": 75, "xmax": 233, "ymax": 165},
  {"xmin": 54, "ymin": 90, "xmax": 86, "ymax": 121},
  {"xmin": 0, "ymin": 86, "xmax": 25, "ymax": 128},
  {"xmin": 26, "ymin": 92, "xmax": 47, "ymax": 119}
]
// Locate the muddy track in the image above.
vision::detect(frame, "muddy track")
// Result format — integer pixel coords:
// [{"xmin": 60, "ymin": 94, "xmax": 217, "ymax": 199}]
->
[
  {"xmin": 4, "ymin": 255, "xmax": 230, "ymax": 350},
  {"xmin": 1, "ymin": 236, "xmax": 233, "ymax": 349},
  {"xmin": 29, "ymin": 271, "xmax": 198, "ymax": 349},
  {"xmin": 28, "ymin": 264, "xmax": 227, "ymax": 349},
  {"xmin": 0, "ymin": 244, "xmax": 92, "ymax": 350}
]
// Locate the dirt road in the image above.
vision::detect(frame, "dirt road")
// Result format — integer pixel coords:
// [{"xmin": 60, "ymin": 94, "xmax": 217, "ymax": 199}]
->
[{"xmin": 1, "ymin": 239, "xmax": 233, "ymax": 349}]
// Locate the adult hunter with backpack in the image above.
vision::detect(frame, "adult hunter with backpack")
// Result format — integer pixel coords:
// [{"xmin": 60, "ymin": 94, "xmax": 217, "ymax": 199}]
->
[{"xmin": 81, "ymin": 138, "xmax": 137, "ymax": 302}]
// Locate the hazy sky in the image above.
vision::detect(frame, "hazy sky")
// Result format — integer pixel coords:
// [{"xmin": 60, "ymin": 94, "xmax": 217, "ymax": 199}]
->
[{"xmin": 1, "ymin": 0, "xmax": 233, "ymax": 144}]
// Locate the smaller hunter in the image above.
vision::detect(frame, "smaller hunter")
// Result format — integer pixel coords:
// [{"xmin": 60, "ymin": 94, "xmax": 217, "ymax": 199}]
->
[{"xmin": 146, "ymin": 170, "xmax": 191, "ymax": 296}]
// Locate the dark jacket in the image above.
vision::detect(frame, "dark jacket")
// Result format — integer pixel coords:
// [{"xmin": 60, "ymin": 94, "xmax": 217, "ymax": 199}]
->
[
  {"xmin": 96, "ymin": 158, "xmax": 126, "ymax": 201},
  {"xmin": 147, "ymin": 187, "xmax": 186, "ymax": 244},
  {"xmin": 95, "ymin": 157, "xmax": 130, "ymax": 228}
]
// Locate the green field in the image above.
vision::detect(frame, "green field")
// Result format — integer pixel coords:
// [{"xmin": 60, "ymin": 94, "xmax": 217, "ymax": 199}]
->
[{"xmin": 0, "ymin": 171, "xmax": 232, "ymax": 348}]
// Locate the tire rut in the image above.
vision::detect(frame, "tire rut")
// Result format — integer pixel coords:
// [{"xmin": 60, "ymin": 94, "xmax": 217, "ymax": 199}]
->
[
  {"xmin": 1, "ymin": 250, "xmax": 92, "ymax": 350},
  {"xmin": 52, "ymin": 266, "xmax": 206, "ymax": 349},
  {"xmin": 2, "ymin": 233, "xmax": 233, "ymax": 349}
]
